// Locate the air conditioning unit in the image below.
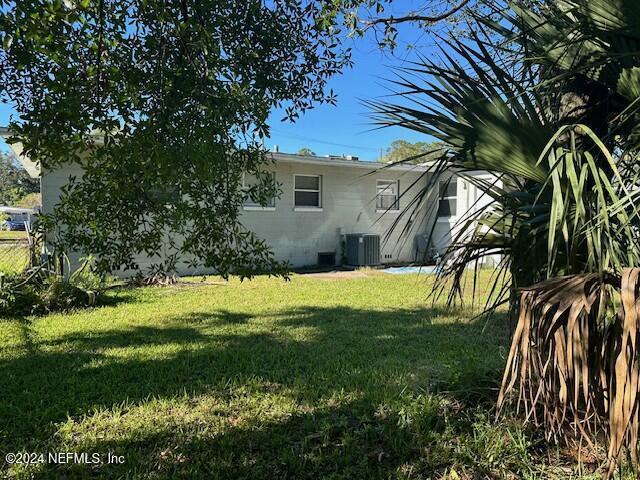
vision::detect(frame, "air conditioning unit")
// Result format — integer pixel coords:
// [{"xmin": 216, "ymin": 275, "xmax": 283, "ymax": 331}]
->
[{"xmin": 345, "ymin": 234, "xmax": 380, "ymax": 266}]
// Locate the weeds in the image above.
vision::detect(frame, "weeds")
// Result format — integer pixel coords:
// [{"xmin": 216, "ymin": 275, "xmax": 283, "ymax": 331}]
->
[{"xmin": 0, "ymin": 257, "xmax": 109, "ymax": 316}]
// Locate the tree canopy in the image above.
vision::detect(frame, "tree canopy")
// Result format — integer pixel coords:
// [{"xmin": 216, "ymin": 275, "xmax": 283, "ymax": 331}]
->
[
  {"xmin": 14, "ymin": 192, "xmax": 41, "ymax": 209},
  {"xmin": 323, "ymin": 0, "xmax": 478, "ymax": 50},
  {"xmin": 0, "ymin": 0, "xmax": 479, "ymax": 277},
  {"xmin": 296, "ymin": 147, "xmax": 316, "ymax": 156},
  {"xmin": 0, "ymin": 0, "xmax": 352, "ymax": 276},
  {"xmin": 0, "ymin": 151, "xmax": 39, "ymax": 207},
  {"xmin": 380, "ymin": 139, "xmax": 444, "ymax": 164}
]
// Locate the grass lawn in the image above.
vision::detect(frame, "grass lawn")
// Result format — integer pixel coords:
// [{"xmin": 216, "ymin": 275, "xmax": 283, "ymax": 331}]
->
[
  {"xmin": 0, "ymin": 272, "xmax": 619, "ymax": 479},
  {"xmin": 0, "ymin": 231, "xmax": 28, "ymax": 241}
]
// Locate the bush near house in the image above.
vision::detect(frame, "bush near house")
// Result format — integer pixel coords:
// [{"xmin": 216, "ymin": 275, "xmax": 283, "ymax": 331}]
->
[{"xmin": 0, "ymin": 259, "xmax": 108, "ymax": 316}]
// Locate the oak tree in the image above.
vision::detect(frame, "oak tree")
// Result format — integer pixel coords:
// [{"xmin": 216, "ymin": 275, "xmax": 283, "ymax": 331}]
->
[{"xmin": 0, "ymin": 0, "xmax": 351, "ymax": 276}]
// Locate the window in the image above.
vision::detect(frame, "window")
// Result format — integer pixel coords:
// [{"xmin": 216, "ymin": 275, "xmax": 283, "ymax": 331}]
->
[
  {"xmin": 437, "ymin": 178, "xmax": 457, "ymax": 217},
  {"xmin": 376, "ymin": 180, "xmax": 400, "ymax": 211},
  {"xmin": 294, "ymin": 175, "xmax": 321, "ymax": 208},
  {"xmin": 243, "ymin": 172, "xmax": 276, "ymax": 209}
]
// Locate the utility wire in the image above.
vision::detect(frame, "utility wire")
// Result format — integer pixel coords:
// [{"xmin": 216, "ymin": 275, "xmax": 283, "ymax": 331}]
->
[{"xmin": 269, "ymin": 128, "xmax": 382, "ymax": 153}]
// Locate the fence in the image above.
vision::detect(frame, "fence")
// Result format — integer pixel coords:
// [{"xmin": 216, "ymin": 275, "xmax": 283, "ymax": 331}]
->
[{"xmin": 0, "ymin": 231, "xmax": 39, "ymax": 276}]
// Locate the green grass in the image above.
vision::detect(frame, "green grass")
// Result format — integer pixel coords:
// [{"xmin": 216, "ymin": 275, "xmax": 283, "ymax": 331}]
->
[
  {"xmin": 0, "ymin": 272, "xmax": 627, "ymax": 479},
  {"xmin": 0, "ymin": 231, "xmax": 28, "ymax": 241},
  {"xmin": 0, "ymin": 244, "xmax": 29, "ymax": 275}
]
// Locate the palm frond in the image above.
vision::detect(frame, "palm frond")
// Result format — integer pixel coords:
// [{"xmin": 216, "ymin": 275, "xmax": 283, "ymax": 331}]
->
[
  {"xmin": 497, "ymin": 269, "xmax": 640, "ymax": 474},
  {"xmin": 369, "ymin": 1, "xmax": 640, "ymax": 472}
]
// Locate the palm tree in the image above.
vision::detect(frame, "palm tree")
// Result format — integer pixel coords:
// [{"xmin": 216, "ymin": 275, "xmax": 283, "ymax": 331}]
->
[{"xmin": 370, "ymin": 0, "xmax": 640, "ymax": 473}]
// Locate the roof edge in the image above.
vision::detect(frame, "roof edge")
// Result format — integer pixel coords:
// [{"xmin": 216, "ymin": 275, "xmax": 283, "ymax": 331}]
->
[
  {"xmin": 271, "ymin": 152, "xmax": 428, "ymax": 172},
  {"xmin": 0, "ymin": 126, "xmax": 430, "ymax": 175},
  {"xmin": 0, "ymin": 126, "xmax": 41, "ymax": 178}
]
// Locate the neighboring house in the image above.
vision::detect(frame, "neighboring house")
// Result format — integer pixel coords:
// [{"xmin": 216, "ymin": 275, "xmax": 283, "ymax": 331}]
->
[
  {"xmin": 1, "ymin": 127, "xmax": 496, "ymax": 275},
  {"xmin": 0, "ymin": 206, "xmax": 39, "ymax": 229}
]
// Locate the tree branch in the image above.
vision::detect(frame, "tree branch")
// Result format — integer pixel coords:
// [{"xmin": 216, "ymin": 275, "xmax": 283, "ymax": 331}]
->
[{"xmin": 366, "ymin": 0, "xmax": 470, "ymax": 26}]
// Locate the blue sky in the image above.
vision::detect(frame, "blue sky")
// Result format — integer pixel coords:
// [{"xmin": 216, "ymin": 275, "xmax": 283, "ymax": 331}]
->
[
  {"xmin": 267, "ymin": 29, "xmax": 436, "ymax": 161},
  {"xmin": 0, "ymin": 7, "xmax": 437, "ymax": 160}
]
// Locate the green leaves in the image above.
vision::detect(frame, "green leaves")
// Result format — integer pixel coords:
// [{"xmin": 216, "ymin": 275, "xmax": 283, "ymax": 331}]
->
[
  {"xmin": 0, "ymin": 152, "xmax": 39, "ymax": 206},
  {"xmin": 0, "ymin": 0, "xmax": 351, "ymax": 277},
  {"xmin": 368, "ymin": 0, "xmax": 640, "ymax": 322},
  {"xmin": 464, "ymin": 99, "xmax": 549, "ymax": 182},
  {"xmin": 535, "ymin": 125, "xmax": 640, "ymax": 278},
  {"xmin": 367, "ymin": 0, "xmax": 640, "ymax": 471},
  {"xmin": 617, "ymin": 67, "xmax": 640, "ymax": 101}
]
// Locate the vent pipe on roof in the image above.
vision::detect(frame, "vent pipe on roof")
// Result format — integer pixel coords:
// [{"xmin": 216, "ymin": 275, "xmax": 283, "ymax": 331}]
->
[{"xmin": 324, "ymin": 154, "xmax": 359, "ymax": 161}]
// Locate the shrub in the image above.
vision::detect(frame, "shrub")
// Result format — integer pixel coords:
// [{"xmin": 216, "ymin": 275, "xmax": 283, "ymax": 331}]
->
[
  {"xmin": 0, "ymin": 258, "xmax": 108, "ymax": 316},
  {"xmin": 0, "ymin": 275, "xmax": 40, "ymax": 315}
]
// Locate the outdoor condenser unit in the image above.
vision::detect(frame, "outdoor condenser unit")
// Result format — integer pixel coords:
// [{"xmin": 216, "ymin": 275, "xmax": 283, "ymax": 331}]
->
[{"xmin": 345, "ymin": 234, "xmax": 380, "ymax": 266}]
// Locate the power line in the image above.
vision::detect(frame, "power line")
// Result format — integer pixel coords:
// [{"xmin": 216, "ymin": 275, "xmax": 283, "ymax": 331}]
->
[{"xmin": 269, "ymin": 128, "xmax": 382, "ymax": 153}]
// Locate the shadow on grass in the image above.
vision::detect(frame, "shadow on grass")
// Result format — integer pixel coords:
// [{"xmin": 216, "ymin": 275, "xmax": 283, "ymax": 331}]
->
[
  {"xmin": 95, "ymin": 289, "xmax": 146, "ymax": 308},
  {"xmin": 0, "ymin": 304, "xmax": 510, "ymax": 478},
  {"xmin": 39, "ymin": 399, "xmax": 438, "ymax": 479},
  {"xmin": 179, "ymin": 309, "xmax": 256, "ymax": 325}
]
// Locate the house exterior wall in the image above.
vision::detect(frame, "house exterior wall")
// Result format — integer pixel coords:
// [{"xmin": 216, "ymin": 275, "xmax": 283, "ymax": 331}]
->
[
  {"xmin": 40, "ymin": 153, "xmax": 495, "ymax": 276},
  {"xmin": 41, "ymin": 164, "xmax": 84, "ymax": 218},
  {"xmin": 431, "ymin": 171, "xmax": 502, "ymax": 265},
  {"xmin": 240, "ymin": 156, "xmax": 435, "ymax": 268},
  {"xmin": 41, "ymin": 156, "xmax": 438, "ymax": 275}
]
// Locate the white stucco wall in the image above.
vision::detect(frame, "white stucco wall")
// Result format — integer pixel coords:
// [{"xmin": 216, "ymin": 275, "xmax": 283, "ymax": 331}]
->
[
  {"xmin": 241, "ymin": 155, "xmax": 435, "ymax": 268},
  {"xmin": 431, "ymin": 171, "xmax": 502, "ymax": 266},
  {"xmin": 5, "ymin": 128, "xmax": 499, "ymax": 275},
  {"xmin": 41, "ymin": 155, "xmax": 438, "ymax": 275}
]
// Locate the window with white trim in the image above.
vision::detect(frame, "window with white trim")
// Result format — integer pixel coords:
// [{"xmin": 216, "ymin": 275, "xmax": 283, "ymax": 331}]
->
[
  {"xmin": 437, "ymin": 178, "xmax": 457, "ymax": 217},
  {"xmin": 243, "ymin": 172, "xmax": 276, "ymax": 208},
  {"xmin": 376, "ymin": 179, "xmax": 400, "ymax": 211},
  {"xmin": 294, "ymin": 174, "xmax": 321, "ymax": 208}
]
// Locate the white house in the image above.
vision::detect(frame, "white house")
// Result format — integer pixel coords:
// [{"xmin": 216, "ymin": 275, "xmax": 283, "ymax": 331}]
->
[
  {"xmin": 1, "ymin": 127, "xmax": 495, "ymax": 275},
  {"xmin": 239, "ymin": 153, "xmax": 437, "ymax": 266},
  {"xmin": 0, "ymin": 206, "xmax": 39, "ymax": 228}
]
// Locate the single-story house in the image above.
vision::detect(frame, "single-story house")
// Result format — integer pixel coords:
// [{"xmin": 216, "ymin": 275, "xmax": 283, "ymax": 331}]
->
[
  {"xmin": 0, "ymin": 206, "xmax": 39, "ymax": 229},
  {"xmin": 1, "ymin": 127, "xmax": 497, "ymax": 275}
]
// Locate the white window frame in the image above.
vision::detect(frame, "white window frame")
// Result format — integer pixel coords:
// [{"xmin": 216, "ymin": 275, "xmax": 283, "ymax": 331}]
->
[
  {"xmin": 293, "ymin": 174, "xmax": 322, "ymax": 211},
  {"xmin": 242, "ymin": 172, "xmax": 276, "ymax": 211},
  {"xmin": 375, "ymin": 179, "xmax": 400, "ymax": 213},
  {"xmin": 437, "ymin": 178, "xmax": 457, "ymax": 221}
]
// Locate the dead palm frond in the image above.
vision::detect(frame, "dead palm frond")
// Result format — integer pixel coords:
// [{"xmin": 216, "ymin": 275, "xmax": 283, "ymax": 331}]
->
[{"xmin": 497, "ymin": 269, "xmax": 640, "ymax": 474}]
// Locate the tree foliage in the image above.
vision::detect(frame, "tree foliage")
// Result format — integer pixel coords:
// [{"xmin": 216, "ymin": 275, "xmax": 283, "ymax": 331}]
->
[
  {"xmin": 14, "ymin": 192, "xmax": 41, "ymax": 208},
  {"xmin": 0, "ymin": 0, "xmax": 351, "ymax": 276},
  {"xmin": 322, "ymin": 0, "xmax": 478, "ymax": 50},
  {"xmin": 0, "ymin": 151, "xmax": 39, "ymax": 206},
  {"xmin": 380, "ymin": 139, "xmax": 444, "ymax": 164},
  {"xmin": 296, "ymin": 147, "xmax": 316, "ymax": 156}
]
